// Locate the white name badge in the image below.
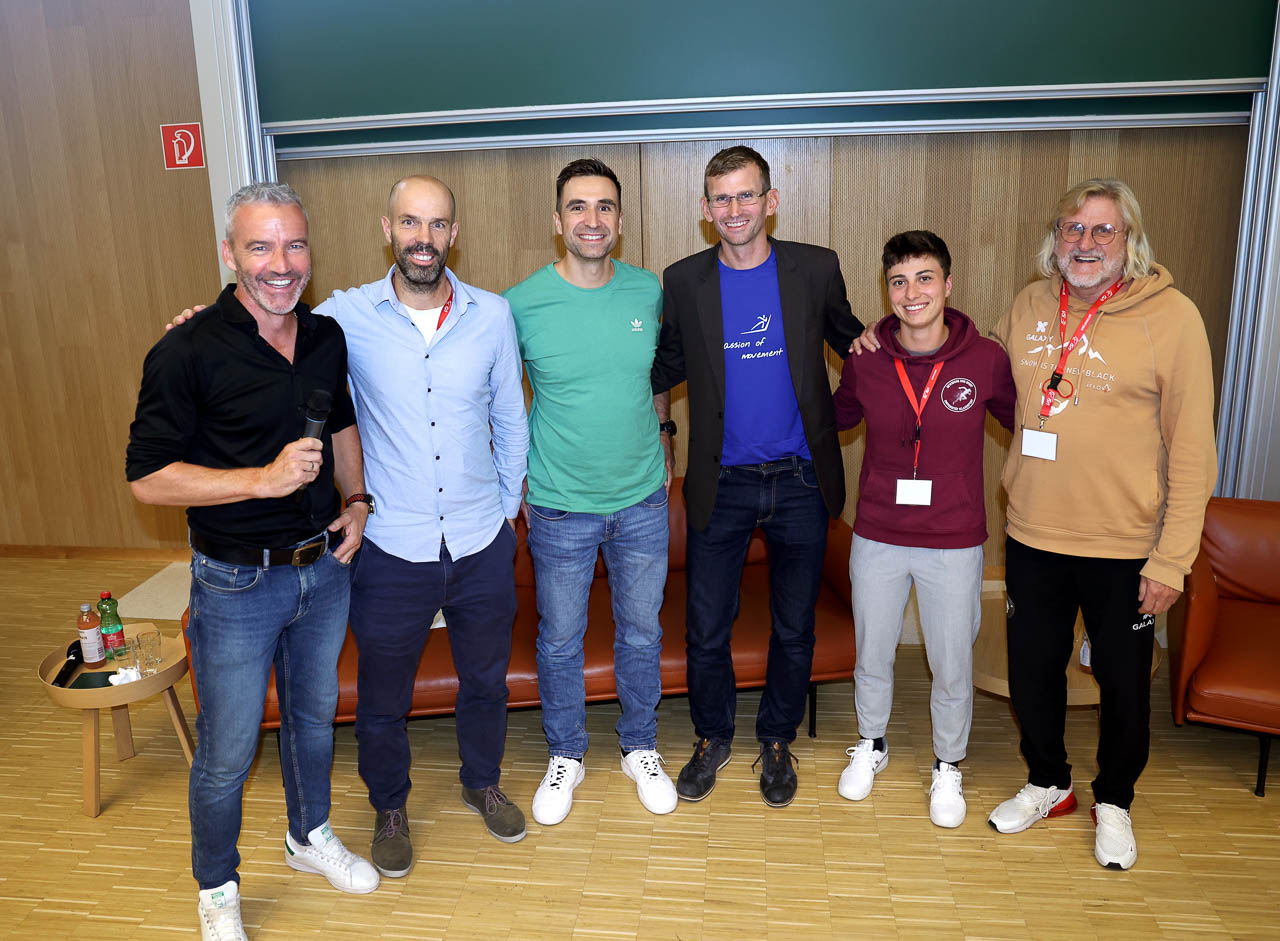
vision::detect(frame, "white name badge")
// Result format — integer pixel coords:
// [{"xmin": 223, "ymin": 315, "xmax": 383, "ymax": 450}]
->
[
  {"xmin": 896, "ymin": 478, "xmax": 933, "ymax": 505},
  {"xmin": 1021, "ymin": 427, "xmax": 1058, "ymax": 461}
]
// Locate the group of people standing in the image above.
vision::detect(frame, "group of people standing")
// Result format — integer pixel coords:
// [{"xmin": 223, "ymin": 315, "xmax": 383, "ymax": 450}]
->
[{"xmin": 126, "ymin": 145, "xmax": 1216, "ymax": 941}]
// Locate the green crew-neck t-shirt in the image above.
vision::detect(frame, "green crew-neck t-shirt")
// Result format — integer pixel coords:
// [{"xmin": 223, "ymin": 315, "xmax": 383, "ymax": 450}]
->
[{"xmin": 504, "ymin": 261, "xmax": 665, "ymax": 514}]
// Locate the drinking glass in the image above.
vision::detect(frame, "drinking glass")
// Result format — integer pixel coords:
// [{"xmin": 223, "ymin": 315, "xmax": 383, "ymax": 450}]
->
[{"xmin": 134, "ymin": 630, "xmax": 163, "ymax": 676}]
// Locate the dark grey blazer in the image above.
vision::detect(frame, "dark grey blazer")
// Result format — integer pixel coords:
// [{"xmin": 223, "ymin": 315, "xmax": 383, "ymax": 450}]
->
[{"xmin": 652, "ymin": 237, "xmax": 864, "ymax": 531}]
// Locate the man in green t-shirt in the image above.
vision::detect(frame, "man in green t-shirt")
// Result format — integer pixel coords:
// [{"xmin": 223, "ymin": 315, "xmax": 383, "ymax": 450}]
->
[{"xmin": 503, "ymin": 159, "xmax": 678, "ymax": 826}]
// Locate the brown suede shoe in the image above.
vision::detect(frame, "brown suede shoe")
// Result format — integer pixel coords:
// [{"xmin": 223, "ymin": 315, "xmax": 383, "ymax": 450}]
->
[
  {"xmin": 371, "ymin": 806, "xmax": 412, "ymax": 877},
  {"xmin": 461, "ymin": 785, "xmax": 527, "ymax": 843}
]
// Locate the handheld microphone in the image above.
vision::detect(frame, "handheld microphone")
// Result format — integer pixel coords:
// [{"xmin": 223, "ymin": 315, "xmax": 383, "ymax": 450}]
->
[
  {"xmin": 296, "ymin": 389, "xmax": 333, "ymax": 498},
  {"xmin": 302, "ymin": 389, "xmax": 332, "ymax": 440},
  {"xmin": 50, "ymin": 639, "xmax": 85, "ymax": 688}
]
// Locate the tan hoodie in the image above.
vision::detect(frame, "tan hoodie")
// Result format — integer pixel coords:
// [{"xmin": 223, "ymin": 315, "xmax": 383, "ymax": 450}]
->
[{"xmin": 992, "ymin": 264, "xmax": 1217, "ymax": 589}]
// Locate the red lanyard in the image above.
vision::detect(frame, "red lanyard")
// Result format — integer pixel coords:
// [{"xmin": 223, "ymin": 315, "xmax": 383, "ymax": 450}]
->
[
  {"xmin": 434, "ymin": 291, "xmax": 454, "ymax": 331},
  {"xmin": 894, "ymin": 358, "xmax": 944, "ymax": 477},
  {"xmin": 1038, "ymin": 278, "xmax": 1121, "ymax": 425}
]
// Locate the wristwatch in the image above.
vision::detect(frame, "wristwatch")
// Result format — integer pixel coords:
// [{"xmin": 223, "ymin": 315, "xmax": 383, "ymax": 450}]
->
[
  {"xmin": 658, "ymin": 420, "xmax": 678, "ymax": 436},
  {"xmin": 344, "ymin": 492, "xmax": 376, "ymax": 515}
]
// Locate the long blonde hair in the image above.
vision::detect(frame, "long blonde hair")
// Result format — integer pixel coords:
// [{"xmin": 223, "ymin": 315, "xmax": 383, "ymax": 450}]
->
[{"xmin": 1035, "ymin": 178, "xmax": 1155, "ymax": 282}]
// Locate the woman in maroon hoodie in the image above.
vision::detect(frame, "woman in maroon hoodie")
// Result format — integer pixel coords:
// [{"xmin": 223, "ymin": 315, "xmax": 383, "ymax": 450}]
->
[{"xmin": 832, "ymin": 231, "xmax": 1015, "ymax": 827}]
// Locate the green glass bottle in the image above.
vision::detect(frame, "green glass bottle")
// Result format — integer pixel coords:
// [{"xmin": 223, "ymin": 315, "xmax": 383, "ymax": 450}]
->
[{"xmin": 97, "ymin": 591, "xmax": 125, "ymax": 661}]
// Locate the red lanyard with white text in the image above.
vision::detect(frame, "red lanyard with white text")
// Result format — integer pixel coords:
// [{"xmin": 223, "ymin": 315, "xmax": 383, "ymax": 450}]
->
[
  {"xmin": 894, "ymin": 358, "xmax": 944, "ymax": 479},
  {"xmin": 434, "ymin": 291, "xmax": 454, "ymax": 331},
  {"xmin": 1037, "ymin": 278, "xmax": 1121, "ymax": 428}
]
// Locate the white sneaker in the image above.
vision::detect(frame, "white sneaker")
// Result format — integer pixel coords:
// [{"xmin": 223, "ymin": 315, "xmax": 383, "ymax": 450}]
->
[
  {"xmin": 987, "ymin": 782, "xmax": 1078, "ymax": 834},
  {"xmin": 284, "ymin": 821, "xmax": 380, "ymax": 894},
  {"xmin": 929, "ymin": 762, "xmax": 966, "ymax": 828},
  {"xmin": 621, "ymin": 749, "xmax": 678, "ymax": 815},
  {"xmin": 198, "ymin": 880, "xmax": 248, "ymax": 941},
  {"xmin": 838, "ymin": 739, "xmax": 888, "ymax": 801},
  {"xmin": 1092, "ymin": 802, "xmax": 1138, "ymax": 870},
  {"xmin": 532, "ymin": 755, "xmax": 585, "ymax": 826}
]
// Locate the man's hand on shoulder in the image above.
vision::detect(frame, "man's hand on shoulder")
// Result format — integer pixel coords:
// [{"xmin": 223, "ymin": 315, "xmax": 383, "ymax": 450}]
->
[
  {"xmin": 257, "ymin": 438, "xmax": 323, "ymax": 498},
  {"xmin": 849, "ymin": 321, "xmax": 881, "ymax": 357},
  {"xmin": 165, "ymin": 304, "xmax": 206, "ymax": 333},
  {"xmin": 328, "ymin": 499, "xmax": 368, "ymax": 564},
  {"xmin": 1138, "ymin": 575, "xmax": 1181, "ymax": 616}
]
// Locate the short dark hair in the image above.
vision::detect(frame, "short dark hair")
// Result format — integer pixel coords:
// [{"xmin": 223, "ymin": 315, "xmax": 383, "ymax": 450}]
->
[
  {"xmin": 555, "ymin": 158, "xmax": 621, "ymax": 210},
  {"xmin": 704, "ymin": 145, "xmax": 771, "ymax": 196},
  {"xmin": 882, "ymin": 230, "xmax": 952, "ymax": 279}
]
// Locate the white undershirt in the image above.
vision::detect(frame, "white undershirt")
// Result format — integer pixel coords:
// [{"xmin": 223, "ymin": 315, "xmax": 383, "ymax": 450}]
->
[{"xmin": 405, "ymin": 303, "xmax": 446, "ymax": 347}]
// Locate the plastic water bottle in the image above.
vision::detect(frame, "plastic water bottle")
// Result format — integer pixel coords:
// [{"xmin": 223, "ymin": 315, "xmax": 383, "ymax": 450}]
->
[
  {"xmin": 97, "ymin": 591, "xmax": 125, "ymax": 661},
  {"xmin": 77, "ymin": 603, "xmax": 106, "ymax": 667}
]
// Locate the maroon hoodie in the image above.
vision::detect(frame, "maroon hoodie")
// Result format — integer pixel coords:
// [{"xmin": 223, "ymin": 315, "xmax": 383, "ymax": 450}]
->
[{"xmin": 833, "ymin": 307, "xmax": 1015, "ymax": 549}]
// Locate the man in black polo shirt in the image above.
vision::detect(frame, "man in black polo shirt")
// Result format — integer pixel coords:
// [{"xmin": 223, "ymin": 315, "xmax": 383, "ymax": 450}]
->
[{"xmin": 127, "ymin": 182, "xmax": 379, "ymax": 941}]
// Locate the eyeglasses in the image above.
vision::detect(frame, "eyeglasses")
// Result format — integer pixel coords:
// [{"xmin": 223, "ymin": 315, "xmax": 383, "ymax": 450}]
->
[
  {"xmin": 707, "ymin": 190, "xmax": 767, "ymax": 209},
  {"xmin": 1057, "ymin": 221, "xmax": 1125, "ymax": 244}
]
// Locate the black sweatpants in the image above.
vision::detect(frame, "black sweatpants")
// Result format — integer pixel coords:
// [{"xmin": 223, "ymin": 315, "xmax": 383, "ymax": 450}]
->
[{"xmin": 1004, "ymin": 536, "xmax": 1155, "ymax": 810}]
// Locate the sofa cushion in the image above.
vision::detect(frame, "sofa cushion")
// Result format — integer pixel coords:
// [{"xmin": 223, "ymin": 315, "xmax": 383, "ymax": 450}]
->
[
  {"xmin": 1202, "ymin": 498, "xmax": 1280, "ymax": 603},
  {"xmin": 1187, "ymin": 598, "xmax": 1280, "ymax": 731}
]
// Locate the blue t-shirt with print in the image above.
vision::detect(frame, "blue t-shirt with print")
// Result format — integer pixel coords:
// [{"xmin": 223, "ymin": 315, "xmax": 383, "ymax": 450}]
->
[{"xmin": 719, "ymin": 251, "xmax": 810, "ymax": 465}]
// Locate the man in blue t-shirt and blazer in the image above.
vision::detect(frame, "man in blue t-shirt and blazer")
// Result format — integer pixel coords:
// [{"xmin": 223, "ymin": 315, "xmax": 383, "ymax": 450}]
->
[{"xmin": 651, "ymin": 145, "xmax": 863, "ymax": 808}]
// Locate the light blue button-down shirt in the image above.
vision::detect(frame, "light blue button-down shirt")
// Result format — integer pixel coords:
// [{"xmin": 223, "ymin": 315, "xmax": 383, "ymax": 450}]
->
[{"xmin": 318, "ymin": 266, "xmax": 528, "ymax": 563}]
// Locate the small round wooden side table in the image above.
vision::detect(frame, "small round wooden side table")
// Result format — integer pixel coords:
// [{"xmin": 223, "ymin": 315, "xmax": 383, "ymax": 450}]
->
[
  {"xmin": 973, "ymin": 589, "xmax": 1161, "ymax": 704},
  {"xmin": 38, "ymin": 623, "xmax": 196, "ymax": 817}
]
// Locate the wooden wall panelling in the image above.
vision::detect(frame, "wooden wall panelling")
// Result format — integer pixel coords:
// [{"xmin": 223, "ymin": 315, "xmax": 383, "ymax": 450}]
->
[
  {"xmin": 1110, "ymin": 126, "xmax": 1247, "ymax": 395},
  {"xmin": 0, "ymin": 0, "xmax": 214, "ymax": 549}
]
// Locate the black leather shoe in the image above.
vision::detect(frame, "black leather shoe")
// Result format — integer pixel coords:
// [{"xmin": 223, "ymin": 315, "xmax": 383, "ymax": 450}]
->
[
  {"xmin": 676, "ymin": 738, "xmax": 732, "ymax": 801},
  {"xmin": 755, "ymin": 741, "xmax": 798, "ymax": 807}
]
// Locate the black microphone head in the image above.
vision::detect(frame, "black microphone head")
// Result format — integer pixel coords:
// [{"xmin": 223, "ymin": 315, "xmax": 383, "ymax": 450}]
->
[
  {"xmin": 51, "ymin": 640, "xmax": 84, "ymax": 688},
  {"xmin": 305, "ymin": 389, "xmax": 333, "ymax": 421}
]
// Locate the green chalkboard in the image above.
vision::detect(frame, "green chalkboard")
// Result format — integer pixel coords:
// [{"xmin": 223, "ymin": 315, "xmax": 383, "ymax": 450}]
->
[{"xmin": 250, "ymin": 0, "xmax": 1274, "ymax": 127}]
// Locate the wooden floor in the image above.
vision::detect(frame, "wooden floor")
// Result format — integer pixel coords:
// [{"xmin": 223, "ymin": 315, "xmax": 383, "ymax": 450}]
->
[{"xmin": 2, "ymin": 558, "xmax": 1277, "ymax": 940}]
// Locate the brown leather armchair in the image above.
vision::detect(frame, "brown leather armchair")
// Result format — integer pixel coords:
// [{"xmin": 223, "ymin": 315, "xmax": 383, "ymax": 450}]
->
[{"xmin": 1168, "ymin": 497, "xmax": 1280, "ymax": 796}]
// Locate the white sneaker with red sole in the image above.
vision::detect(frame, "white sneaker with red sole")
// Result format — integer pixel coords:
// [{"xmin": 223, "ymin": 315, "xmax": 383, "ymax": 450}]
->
[{"xmin": 987, "ymin": 782, "xmax": 1077, "ymax": 834}]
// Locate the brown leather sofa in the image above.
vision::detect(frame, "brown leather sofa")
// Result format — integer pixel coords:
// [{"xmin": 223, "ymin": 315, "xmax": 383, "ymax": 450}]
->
[
  {"xmin": 183, "ymin": 478, "xmax": 857, "ymax": 735},
  {"xmin": 1168, "ymin": 497, "xmax": 1280, "ymax": 796}
]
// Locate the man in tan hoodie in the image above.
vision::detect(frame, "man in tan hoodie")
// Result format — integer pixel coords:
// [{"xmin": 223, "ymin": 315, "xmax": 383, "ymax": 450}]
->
[{"xmin": 986, "ymin": 179, "xmax": 1217, "ymax": 870}]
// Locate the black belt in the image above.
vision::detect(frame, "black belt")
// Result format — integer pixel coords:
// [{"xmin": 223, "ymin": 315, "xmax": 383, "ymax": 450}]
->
[
  {"xmin": 190, "ymin": 529, "xmax": 339, "ymax": 567},
  {"xmin": 731, "ymin": 456, "xmax": 810, "ymax": 473}
]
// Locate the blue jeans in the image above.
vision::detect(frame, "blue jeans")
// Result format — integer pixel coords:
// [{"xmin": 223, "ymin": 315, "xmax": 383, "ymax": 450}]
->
[
  {"xmin": 685, "ymin": 458, "xmax": 829, "ymax": 744},
  {"xmin": 349, "ymin": 526, "xmax": 517, "ymax": 808},
  {"xmin": 526, "ymin": 486, "xmax": 669, "ymax": 757},
  {"xmin": 186, "ymin": 541, "xmax": 350, "ymax": 890}
]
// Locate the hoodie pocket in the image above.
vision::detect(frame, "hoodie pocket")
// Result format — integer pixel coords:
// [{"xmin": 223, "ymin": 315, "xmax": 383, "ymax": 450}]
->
[{"xmin": 855, "ymin": 470, "xmax": 979, "ymax": 537}]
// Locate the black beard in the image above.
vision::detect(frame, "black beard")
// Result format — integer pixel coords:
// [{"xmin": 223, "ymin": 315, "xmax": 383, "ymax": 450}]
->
[{"xmin": 394, "ymin": 240, "xmax": 448, "ymax": 287}]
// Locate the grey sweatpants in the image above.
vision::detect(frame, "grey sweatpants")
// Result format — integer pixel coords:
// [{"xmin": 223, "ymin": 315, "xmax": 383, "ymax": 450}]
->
[{"xmin": 849, "ymin": 534, "xmax": 983, "ymax": 763}]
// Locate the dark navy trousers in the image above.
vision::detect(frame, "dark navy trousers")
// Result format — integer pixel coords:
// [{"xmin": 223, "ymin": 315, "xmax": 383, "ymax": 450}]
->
[
  {"xmin": 349, "ymin": 526, "xmax": 517, "ymax": 810},
  {"xmin": 684, "ymin": 458, "xmax": 830, "ymax": 744}
]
